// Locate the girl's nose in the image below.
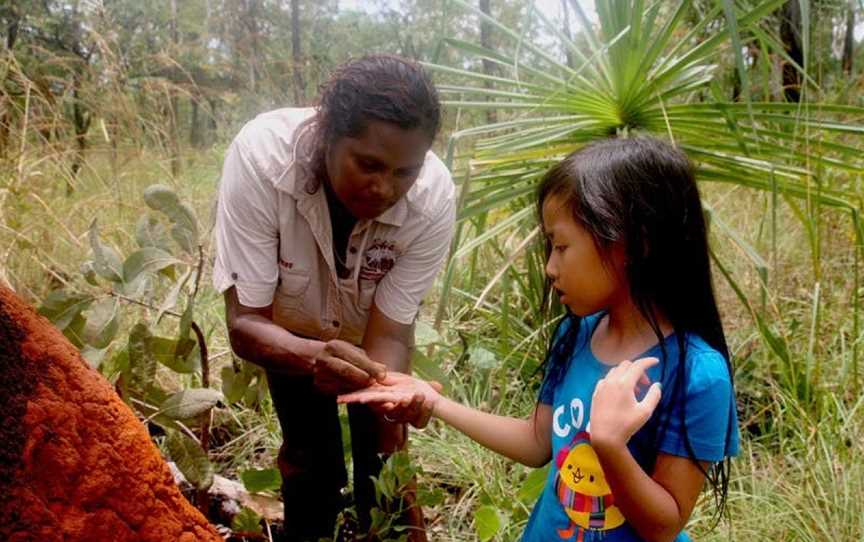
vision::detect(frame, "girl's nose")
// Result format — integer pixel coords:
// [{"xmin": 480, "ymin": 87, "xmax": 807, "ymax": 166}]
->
[{"xmin": 545, "ymin": 256, "xmax": 557, "ymax": 280}]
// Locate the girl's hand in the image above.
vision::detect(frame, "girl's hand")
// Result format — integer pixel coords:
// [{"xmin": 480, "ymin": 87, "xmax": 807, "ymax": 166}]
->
[
  {"xmin": 589, "ymin": 357, "xmax": 662, "ymax": 450},
  {"xmin": 338, "ymin": 372, "xmax": 444, "ymax": 429}
]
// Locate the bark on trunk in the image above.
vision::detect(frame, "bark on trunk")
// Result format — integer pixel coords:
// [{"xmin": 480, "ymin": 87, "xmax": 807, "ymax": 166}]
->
[{"xmin": 780, "ymin": 1, "xmax": 803, "ymax": 102}]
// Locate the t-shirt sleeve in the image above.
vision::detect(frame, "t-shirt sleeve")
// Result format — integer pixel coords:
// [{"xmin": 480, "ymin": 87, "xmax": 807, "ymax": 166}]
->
[
  {"xmin": 212, "ymin": 139, "xmax": 280, "ymax": 308},
  {"xmin": 657, "ymin": 349, "xmax": 740, "ymax": 462},
  {"xmin": 373, "ymin": 187, "xmax": 456, "ymax": 325}
]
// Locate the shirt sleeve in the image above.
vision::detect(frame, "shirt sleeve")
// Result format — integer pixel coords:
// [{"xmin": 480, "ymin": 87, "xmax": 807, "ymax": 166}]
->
[
  {"xmin": 656, "ymin": 349, "xmax": 740, "ymax": 462},
  {"xmin": 373, "ymin": 193, "xmax": 456, "ymax": 325},
  {"xmin": 212, "ymin": 139, "xmax": 280, "ymax": 308}
]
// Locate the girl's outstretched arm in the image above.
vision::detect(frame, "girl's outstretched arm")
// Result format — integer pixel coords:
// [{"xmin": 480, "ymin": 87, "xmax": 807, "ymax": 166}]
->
[
  {"xmin": 338, "ymin": 373, "xmax": 553, "ymax": 468},
  {"xmin": 590, "ymin": 358, "xmax": 706, "ymax": 542}
]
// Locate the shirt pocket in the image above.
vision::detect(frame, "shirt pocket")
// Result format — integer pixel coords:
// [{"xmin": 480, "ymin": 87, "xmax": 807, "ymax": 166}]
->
[{"xmin": 276, "ymin": 268, "xmax": 311, "ymax": 309}]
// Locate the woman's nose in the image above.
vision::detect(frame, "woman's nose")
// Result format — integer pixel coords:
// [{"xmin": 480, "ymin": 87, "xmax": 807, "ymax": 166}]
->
[{"xmin": 368, "ymin": 174, "xmax": 395, "ymax": 200}]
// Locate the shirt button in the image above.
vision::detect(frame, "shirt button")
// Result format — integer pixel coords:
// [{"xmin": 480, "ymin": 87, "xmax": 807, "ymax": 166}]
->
[
  {"xmin": 349, "ymin": 246, "xmax": 357, "ymax": 254},
  {"xmin": 332, "ymin": 320, "xmax": 340, "ymax": 327},
  {"xmin": 231, "ymin": 272, "xmax": 238, "ymax": 280}
]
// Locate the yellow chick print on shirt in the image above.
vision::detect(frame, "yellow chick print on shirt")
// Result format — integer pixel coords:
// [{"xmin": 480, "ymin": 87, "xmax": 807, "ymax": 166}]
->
[{"xmin": 554, "ymin": 431, "xmax": 625, "ymax": 540}]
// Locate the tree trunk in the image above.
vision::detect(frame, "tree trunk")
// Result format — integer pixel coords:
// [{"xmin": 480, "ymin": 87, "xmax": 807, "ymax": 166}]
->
[
  {"xmin": 780, "ymin": 0, "xmax": 802, "ymax": 102},
  {"xmin": 190, "ymin": 97, "xmax": 202, "ymax": 147},
  {"xmin": 169, "ymin": 0, "xmax": 181, "ymax": 177},
  {"xmin": 291, "ymin": 0, "xmax": 305, "ymax": 106},
  {"xmin": 70, "ymin": 73, "xmax": 91, "ymax": 194},
  {"xmin": 479, "ymin": 0, "xmax": 496, "ymax": 124},
  {"xmin": 842, "ymin": 0, "xmax": 855, "ymax": 75}
]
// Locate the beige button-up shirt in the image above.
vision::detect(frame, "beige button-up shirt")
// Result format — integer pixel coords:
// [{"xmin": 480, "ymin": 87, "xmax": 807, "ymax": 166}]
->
[{"xmin": 213, "ymin": 108, "xmax": 456, "ymax": 345}]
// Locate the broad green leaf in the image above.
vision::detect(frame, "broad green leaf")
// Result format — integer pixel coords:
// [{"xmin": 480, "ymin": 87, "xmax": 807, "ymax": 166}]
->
[
  {"xmin": 150, "ymin": 336, "xmax": 199, "ymax": 373},
  {"xmin": 517, "ymin": 466, "xmax": 549, "ymax": 504},
  {"xmin": 231, "ymin": 507, "xmax": 263, "ymax": 535},
  {"xmin": 411, "ymin": 350, "xmax": 450, "ymax": 394},
  {"xmin": 221, "ymin": 365, "xmax": 251, "ymax": 403},
  {"xmin": 468, "ymin": 345, "xmax": 498, "ymax": 370},
  {"xmin": 240, "ymin": 468, "xmax": 282, "ymax": 493},
  {"xmin": 164, "ymin": 429, "xmax": 213, "ymax": 490},
  {"xmin": 39, "ymin": 290, "xmax": 93, "ymax": 330},
  {"xmin": 88, "ymin": 219, "xmax": 123, "ymax": 282},
  {"xmin": 159, "ymin": 388, "xmax": 223, "ymax": 419},
  {"xmin": 122, "ymin": 247, "xmax": 181, "ymax": 284},
  {"xmin": 474, "ymin": 505, "xmax": 503, "ymax": 542},
  {"xmin": 135, "ymin": 214, "xmax": 173, "ymax": 251},
  {"xmin": 126, "ymin": 322, "xmax": 157, "ymax": 397},
  {"xmin": 80, "ymin": 261, "xmax": 98, "ymax": 286},
  {"xmin": 82, "ymin": 297, "xmax": 119, "ymax": 348},
  {"xmin": 80, "ymin": 345, "xmax": 108, "ymax": 369},
  {"xmin": 143, "ymin": 185, "xmax": 199, "ymax": 254},
  {"xmin": 414, "ymin": 320, "xmax": 442, "ymax": 347},
  {"xmin": 156, "ymin": 267, "xmax": 192, "ymax": 325}
]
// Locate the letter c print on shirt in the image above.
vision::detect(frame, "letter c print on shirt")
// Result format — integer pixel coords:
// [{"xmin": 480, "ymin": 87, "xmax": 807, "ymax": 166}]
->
[{"xmin": 553, "ymin": 397, "xmax": 586, "ymax": 439}]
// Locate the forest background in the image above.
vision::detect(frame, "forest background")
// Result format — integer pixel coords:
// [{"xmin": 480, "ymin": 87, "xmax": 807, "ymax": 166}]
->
[{"xmin": 2, "ymin": 0, "xmax": 864, "ymax": 540}]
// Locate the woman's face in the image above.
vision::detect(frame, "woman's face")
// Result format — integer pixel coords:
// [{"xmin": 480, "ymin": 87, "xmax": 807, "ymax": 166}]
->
[{"xmin": 325, "ymin": 120, "xmax": 431, "ymax": 219}]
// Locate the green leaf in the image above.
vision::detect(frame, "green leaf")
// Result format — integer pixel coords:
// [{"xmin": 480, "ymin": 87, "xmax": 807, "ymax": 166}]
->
[
  {"xmin": 38, "ymin": 290, "xmax": 93, "ymax": 330},
  {"xmin": 160, "ymin": 388, "xmax": 223, "ymax": 419},
  {"xmin": 231, "ymin": 507, "xmax": 263, "ymax": 534},
  {"xmin": 143, "ymin": 185, "xmax": 199, "ymax": 254},
  {"xmin": 468, "ymin": 345, "xmax": 498, "ymax": 370},
  {"xmin": 80, "ymin": 261, "xmax": 99, "ymax": 286},
  {"xmin": 150, "ymin": 336, "xmax": 199, "ymax": 373},
  {"xmin": 80, "ymin": 345, "xmax": 108, "ymax": 369},
  {"xmin": 474, "ymin": 505, "xmax": 503, "ymax": 542},
  {"xmin": 122, "ymin": 247, "xmax": 181, "ymax": 284},
  {"xmin": 411, "ymin": 350, "xmax": 450, "ymax": 394},
  {"xmin": 88, "ymin": 219, "xmax": 123, "ymax": 282},
  {"xmin": 414, "ymin": 320, "xmax": 442, "ymax": 347},
  {"xmin": 82, "ymin": 297, "xmax": 119, "ymax": 349},
  {"xmin": 517, "ymin": 466, "xmax": 549, "ymax": 504},
  {"xmin": 135, "ymin": 214, "xmax": 173, "ymax": 251},
  {"xmin": 126, "ymin": 322, "xmax": 157, "ymax": 397},
  {"xmin": 164, "ymin": 429, "xmax": 213, "ymax": 490},
  {"xmin": 240, "ymin": 468, "xmax": 282, "ymax": 493},
  {"xmin": 221, "ymin": 365, "xmax": 251, "ymax": 403},
  {"xmin": 156, "ymin": 267, "xmax": 192, "ymax": 325}
]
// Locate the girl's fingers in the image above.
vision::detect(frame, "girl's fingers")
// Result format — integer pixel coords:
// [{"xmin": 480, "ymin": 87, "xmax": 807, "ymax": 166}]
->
[
  {"xmin": 638, "ymin": 382, "xmax": 662, "ymax": 415},
  {"xmin": 624, "ymin": 357, "xmax": 659, "ymax": 387}
]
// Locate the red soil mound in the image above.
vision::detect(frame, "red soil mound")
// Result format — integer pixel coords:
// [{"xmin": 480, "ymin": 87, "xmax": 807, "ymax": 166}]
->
[{"xmin": 0, "ymin": 286, "xmax": 223, "ymax": 542}]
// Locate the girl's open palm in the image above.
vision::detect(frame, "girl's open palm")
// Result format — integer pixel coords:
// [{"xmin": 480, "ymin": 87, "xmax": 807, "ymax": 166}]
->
[
  {"xmin": 338, "ymin": 372, "xmax": 443, "ymax": 427},
  {"xmin": 589, "ymin": 356, "xmax": 662, "ymax": 448}
]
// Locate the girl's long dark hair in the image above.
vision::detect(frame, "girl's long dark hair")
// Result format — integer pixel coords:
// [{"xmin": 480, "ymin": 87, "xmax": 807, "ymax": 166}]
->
[{"xmin": 537, "ymin": 137, "xmax": 734, "ymax": 520}]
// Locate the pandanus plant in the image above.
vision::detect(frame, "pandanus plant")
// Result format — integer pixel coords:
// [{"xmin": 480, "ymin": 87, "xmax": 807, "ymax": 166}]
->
[{"xmin": 428, "ymin": 0, "xmax": 864, "ymax": 399}]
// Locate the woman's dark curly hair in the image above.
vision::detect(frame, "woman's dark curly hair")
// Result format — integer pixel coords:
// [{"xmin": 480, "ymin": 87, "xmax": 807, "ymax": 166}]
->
[{"xmin": 316, "ymin": 54, "xmax": 440, "ymax": 144}]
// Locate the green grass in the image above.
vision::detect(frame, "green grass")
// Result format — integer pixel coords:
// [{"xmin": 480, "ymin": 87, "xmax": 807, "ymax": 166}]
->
[{"xmin": 2, "ymin": 140, "xmax": 863, "ymax": 541}]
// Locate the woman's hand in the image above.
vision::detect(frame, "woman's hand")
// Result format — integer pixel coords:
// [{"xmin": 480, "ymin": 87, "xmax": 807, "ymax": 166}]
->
[
  {"xmin": 312, "ymin": 339, "xmax": 388, "ymax": 395},
  {"xmin": 589, "ymin": 357, "xmax": 662, "ymax": 450},
  {"xmin": 338, "ymin": 372, "xmax": 443, "ymax": 428}
]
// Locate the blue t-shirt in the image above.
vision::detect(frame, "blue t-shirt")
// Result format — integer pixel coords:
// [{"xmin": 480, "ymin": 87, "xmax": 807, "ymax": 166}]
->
[{"xmin": 522, "ymin": 313, "xmax": 739, "ymax": 542}]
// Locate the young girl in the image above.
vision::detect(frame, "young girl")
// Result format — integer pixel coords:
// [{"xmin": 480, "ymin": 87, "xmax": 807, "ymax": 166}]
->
[{"xmin": 339, "ymin": 137, "xmax": 739, "ymax": 542}]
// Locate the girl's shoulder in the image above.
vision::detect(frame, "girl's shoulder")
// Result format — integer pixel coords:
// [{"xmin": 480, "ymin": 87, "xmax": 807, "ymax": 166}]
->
[{"xmin": 678, "ymin": 334, "xmax": 733, "ymax": 390}]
